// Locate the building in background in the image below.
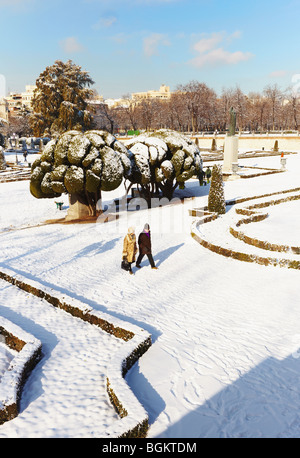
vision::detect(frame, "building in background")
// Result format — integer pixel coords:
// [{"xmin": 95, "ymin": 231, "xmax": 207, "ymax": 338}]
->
[
  {"xmin": 0, "ymin": 98, "xmax": 9, "ymax": 123},
  {"xmin": 21, "ymin": 85, "xmax": 36, "ymax": 110},
  {"xmin": 103, "ymin": 98, "xmax": 130, "ymax": 108},
  {"xmin": 6, "ymin": 85, "xmax": 37, "ymax": 116},
  {"xmin": 132, "ymin": 84, "xmax": 171, "ymax": 103},
  {"xmin": 88, "ymin": 84, "xmax": 171, "ymax": 109}
]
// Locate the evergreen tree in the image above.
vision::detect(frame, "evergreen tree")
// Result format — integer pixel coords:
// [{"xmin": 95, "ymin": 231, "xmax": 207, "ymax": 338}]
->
[
  {"xmin": 29, "ymin": 60, "xmax": 95, "ymax": 137},
  {"xmin": 208, "ymin": 164, "xmax": 226, "ymax": 214}
]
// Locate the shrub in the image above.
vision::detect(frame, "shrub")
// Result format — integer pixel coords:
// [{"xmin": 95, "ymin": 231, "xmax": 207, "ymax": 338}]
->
[{"xmin": 208, "ymin": 164, "xmax": 226, "ymax": 214}]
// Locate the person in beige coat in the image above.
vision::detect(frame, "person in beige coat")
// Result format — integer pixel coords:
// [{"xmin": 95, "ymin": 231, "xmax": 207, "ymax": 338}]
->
[{"xmin": 122, "ymin": 227, "xmax": 137, "ymax": 274}]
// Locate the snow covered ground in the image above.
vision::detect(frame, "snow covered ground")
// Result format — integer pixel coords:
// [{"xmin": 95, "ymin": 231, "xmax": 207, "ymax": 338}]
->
[
  {"xmin": 0, "ymin": 151, "xmax": 300, "ymax": 438},
  {"xmin": 240, "ymin": 198, "xmax": 300, "ymax": 247}
]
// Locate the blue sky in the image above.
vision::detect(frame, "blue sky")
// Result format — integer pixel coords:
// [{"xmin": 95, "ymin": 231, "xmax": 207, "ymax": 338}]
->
[{"xmin": 0, "ymin": 0, "xmax": 299, "ymax": 98}]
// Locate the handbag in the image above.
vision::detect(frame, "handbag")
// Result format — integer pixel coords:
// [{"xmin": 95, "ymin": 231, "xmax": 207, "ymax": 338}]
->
[{"xmin": 121, "ymin": 259, "xmax": 130, "ymax": 271}]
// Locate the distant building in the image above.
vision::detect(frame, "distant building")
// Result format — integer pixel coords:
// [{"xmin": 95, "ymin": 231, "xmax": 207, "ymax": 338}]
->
[
  {"xmin": 21, "ymin": 85, "xmax": 37, "ymax": 110},
  {"xmin": 0, "ymin": 98, "xmax": 8, "ymax": 123},
  {"xmin": 88, "ymin": 93, "xmax": 104, "ymax": 105},
  {"xmin": 5, "ymin": 85, "xmax": 37, "ymax": 116},
  {"xmin": 6, "ymin": 92, "xmax": 23, "ymax": 115},
  {"xmin": 88, "ymin": 85, "xmax": 171, "ymax": 110},
  {"xmin": 132, "ymin": 84, "xmax": 171, "ymax": 103},
  {"xmin": 103, "ymin": 98, "xmax": 130, "ymax": 108},
  {"xmin": 88, "ymin": 93, "xmax": 130, "ymax": 111}
]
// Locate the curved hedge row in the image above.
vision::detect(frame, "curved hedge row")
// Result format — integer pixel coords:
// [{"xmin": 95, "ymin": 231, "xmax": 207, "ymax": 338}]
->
[
  {"xmin": 191, "ymin": 188, "xmax": 300, "ymax": 270},
  {"xmin": 0, "ymin": 317, "xmax": 42, "ymax": 425},
  {"xmin": 230, "ymin": 191, "xmax": 300, "ymax": 255},
  {"xmin": 0, "ymin": 267, "xmax": 152, "ymax": 438}
]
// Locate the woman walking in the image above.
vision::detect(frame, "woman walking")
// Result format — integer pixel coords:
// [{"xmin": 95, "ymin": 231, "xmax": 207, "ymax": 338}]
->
[
  {"xmin": 136, "ymin": 223, "xmax": 157, "ymax": 269},
  {"xmin": 122, "ymin": 227, "xmax": 137, "ymax": 275}
]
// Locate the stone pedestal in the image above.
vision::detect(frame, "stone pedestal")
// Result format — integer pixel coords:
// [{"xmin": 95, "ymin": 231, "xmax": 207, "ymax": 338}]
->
[
  {"xmin": 280, "ymin": 157, "xmax": 287, "ymax": 171},
  {"xmin": 65, "ymin": 193, "xmax": 92, "ymax": 221},
  {"xmin": 223, "ymin": 135, "xmax": 239, "ymax": 174}
]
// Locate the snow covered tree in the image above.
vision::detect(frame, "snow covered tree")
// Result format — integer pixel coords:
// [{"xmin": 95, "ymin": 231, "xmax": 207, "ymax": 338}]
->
[
  {"xmin": 30, "ymin": 130, "xmax": 130, "ymax": 216},
  {"xmin": 29, "ymin": 60, "xmax": 95, "ymax": 137},
  {"xmin": 124, "ymin": 129, "xmax": 202, "ymax": 204},
  {"xmin": 208, "ymin": 164, "xmax": 226, "ymax": 214}
]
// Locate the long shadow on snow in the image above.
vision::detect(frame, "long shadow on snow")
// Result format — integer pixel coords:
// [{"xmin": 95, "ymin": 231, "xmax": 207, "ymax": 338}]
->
[
  {"xmin": 71, "ymin": 238, "xmax": 120, "ymax": 259},
  {"xmin": 41, "ymin": 237, "xmax": 121, "ymax": 276},
  {"xmin": 0, "ymin": 261, "xmax": 161, "ymax": 346},
  {"xmin": 152, "ymin": 353, "xmax": 300, "ymax": 438},
  {"xmin": 126, "ymin": 362, "xmax": 166, "ymax": 426},
  {"xmin": 0, "ymin": 230, "xmax": 79, "ymax": 265},
  {"xmin": 153, "ymin": 243, "xmax": 185, "ymax": 268}
]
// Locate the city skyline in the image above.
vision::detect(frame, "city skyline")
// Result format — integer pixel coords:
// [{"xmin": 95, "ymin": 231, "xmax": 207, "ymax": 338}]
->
[{"xmin": 0, "ymin": 0, "xmax": 299, "ymax": 99}]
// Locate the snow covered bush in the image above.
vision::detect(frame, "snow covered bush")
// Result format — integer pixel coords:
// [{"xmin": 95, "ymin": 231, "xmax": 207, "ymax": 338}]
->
[
  {"xmin": 0, "ymin": 146, "xmax": 6, "ymax": 171},
  {"xmin": 125, "ymin": 129, "xmax": 202, "ymax": 203},
  {"xmin": 207, "ymin": 164, "xmax": 226, "ymax": 214},
  {"xmin": 30, "ymin": 130, "xmax": 131, "ymax": 216}
]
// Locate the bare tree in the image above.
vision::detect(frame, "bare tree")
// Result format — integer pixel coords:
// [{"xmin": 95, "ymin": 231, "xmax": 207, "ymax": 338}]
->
[
  {"xmin": 219, "ymin": 87, "xmax": 235, "ymax": 131},
  {"xmin": 4, "ymin": 113, "xmax": 33, "ymax": 137},
  {"xmin": 93, "ymin": 103, "xmax": 118, "ymax": 133},
  {"xmin": 139, "ymin": 99, "xmax": 156, "ymax": 131},
  {"xmin": 263, "ymin": 84, "xmax": 283, "ymax": 131},
  {"xmin": 176, "ymin": 81, "xmax": 217, "ymax": 133},
  {"xmin": 284, "ymin": 87, "xmax": 300, "ymax": 130},
  {"xmin": 167, "ymin": 91, "xmax": 190, "ymax": 131},
  {"xmin": 232, "ymin": 86, "xmax": 249, "ymax": 131},
  {"xmin": 120, "ymin": 94, "xmax": 140, "ymax": 131},
  {"xmin": 247, "ymin": 92, "xmax": 269, "ymax": 131}
]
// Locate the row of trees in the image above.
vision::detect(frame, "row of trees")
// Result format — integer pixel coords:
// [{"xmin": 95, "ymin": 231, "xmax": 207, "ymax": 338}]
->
[
  {"xmin": 102, "ymin": 83, "xmax": 300, "ymax": 134},
  {"xmin": 2, "ymin": 60, "xmax": 300, "ymax": 138}
]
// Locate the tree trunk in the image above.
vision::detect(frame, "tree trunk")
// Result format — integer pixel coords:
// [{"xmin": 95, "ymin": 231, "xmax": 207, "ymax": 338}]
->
[{"xmin": 66, "ymin": 191, "xmax": 102, "ymax": 221}]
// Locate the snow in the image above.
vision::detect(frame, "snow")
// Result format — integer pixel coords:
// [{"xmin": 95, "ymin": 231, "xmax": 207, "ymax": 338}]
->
[
  {"xmin": 0, "ymin": 149, "xmax": 300, "ymax": 437},
  {"xmin": 0, "ymin": 316, "xmax": 42, "ymax": 413},
  {"xmin": 0, "ymin": 343, "xmax": 16, "ymax": 384},
  {"xmin": 143, "ymin": 137, "xmax": 168, "ymax": 152},
  {"xmin": 240, "ymin": 198, "xmax": 300, "ymax": 247}
]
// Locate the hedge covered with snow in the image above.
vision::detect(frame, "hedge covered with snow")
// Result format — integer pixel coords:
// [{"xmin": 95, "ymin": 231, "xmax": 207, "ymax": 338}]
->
[
  {"xmin": 191, "ymin": 188, "xmax": 300, "ymax": 270},
  {"xmin": 0, "ymin": 266, "xmax": 151, "ymax": 437},
  {"xmin": 0, "ymin": 317, "xmax": 42, "ymax": 425}
]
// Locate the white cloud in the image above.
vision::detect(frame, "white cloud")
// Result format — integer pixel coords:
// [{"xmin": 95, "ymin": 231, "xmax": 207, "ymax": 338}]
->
[
  {"xmin": 193, "ymin": 32, "xmax": 224, "ymax": 54},
  {"xmin": 190, "ymin": 48, "xmax": 253, "ymax": 67},
  {"xmin": 110, "ymin": 33, "xmax": 128, "ymax": 44},
  {"xmin": 229, "ymin": 30, "xmax": 242, "ymax": 40},
  {"xmin": 189, "ymin": 31, "xmax": 253, "ymax": 68},
  {"xmin": 269, "ymin": 70, "xmax": 287, "ymax": 78},
  {"xmin": 59, "ymin": 37, "xmax": 84, "ymax": 54},
  {"xmin": 92, "ymin": 15, "xmax": 117, "ymax": 30},
  {"xmin": 143, "ymin": 33, "xmax": 170, "ymax": 57}
]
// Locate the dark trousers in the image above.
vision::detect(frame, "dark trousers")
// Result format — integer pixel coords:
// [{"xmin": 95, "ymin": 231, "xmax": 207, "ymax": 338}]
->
[{"xmin": 136, "ymin": 253, "xmax": 155, "ymax": 267}]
